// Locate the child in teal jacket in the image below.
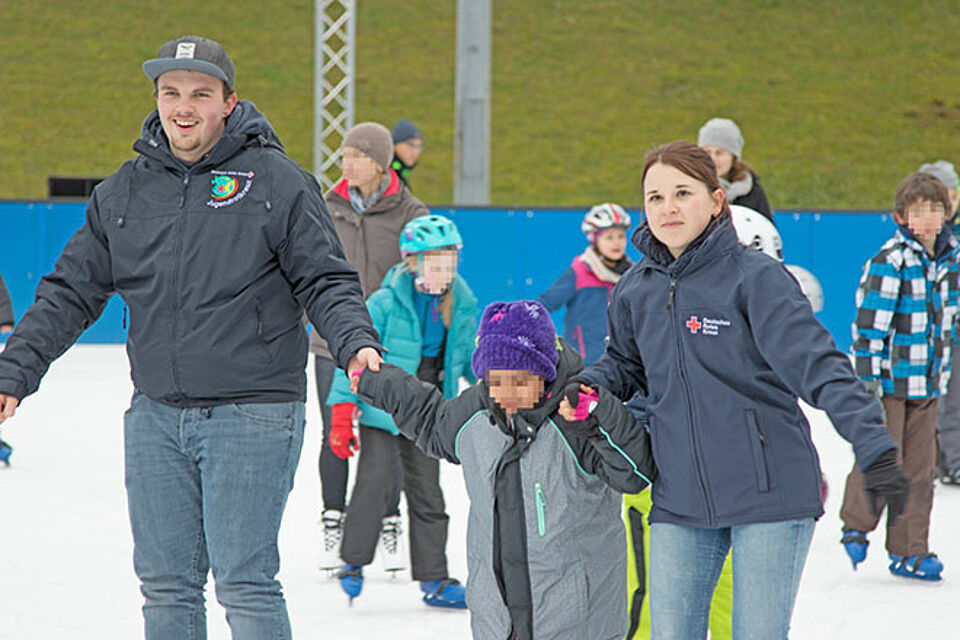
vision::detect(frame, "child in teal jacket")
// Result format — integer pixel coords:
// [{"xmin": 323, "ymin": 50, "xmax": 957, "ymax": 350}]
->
[{"xmin": 327, "ymin": 215, "xmax": 479, "ymax": 609}]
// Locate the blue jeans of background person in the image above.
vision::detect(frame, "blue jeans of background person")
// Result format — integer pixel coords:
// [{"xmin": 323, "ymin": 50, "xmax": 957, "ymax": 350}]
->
[
  {"xmin": 649, "ymin": 519, "xmax": 815, "ymax": 640},
  {"xmin": 124, "ymin": 392, "xmax": 305, "ymax": 640}
]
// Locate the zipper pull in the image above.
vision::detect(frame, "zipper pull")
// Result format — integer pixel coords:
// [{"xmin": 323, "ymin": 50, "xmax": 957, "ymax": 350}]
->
[
  {"xmin": 535, "ymin": 482, "xmax": 547, "ymax": 536},
  {"xmin": 178, "ymin": 174, "xmax": 190, "ymax": 209},
  {"xmin": 666, "ymin": 280, "xmax": 676, "ymax": 312}
]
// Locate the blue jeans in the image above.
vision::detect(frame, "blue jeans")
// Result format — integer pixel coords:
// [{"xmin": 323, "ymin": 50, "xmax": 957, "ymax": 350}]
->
[
  {"xmin": 649, "ymin": 519, "xmax": 815, "ymax": 640},
  {"xmin": 124, "ymin": 393, "xmax": 305, "ymax": 640}
]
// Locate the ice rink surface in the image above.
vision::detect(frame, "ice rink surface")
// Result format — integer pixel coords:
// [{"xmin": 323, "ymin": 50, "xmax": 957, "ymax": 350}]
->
[{"xmin": 1, "ymin": 345, "xmax": 956, "ymax": 639}]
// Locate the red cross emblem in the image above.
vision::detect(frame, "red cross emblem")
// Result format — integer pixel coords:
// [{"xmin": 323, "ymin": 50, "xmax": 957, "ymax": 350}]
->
[{"xmin": 686, "ymin": 316, "xmax": 702, "ymax": 334}]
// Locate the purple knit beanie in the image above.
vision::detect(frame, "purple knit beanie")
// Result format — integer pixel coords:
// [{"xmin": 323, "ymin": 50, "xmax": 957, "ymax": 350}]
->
[{"xmin": 472, "ymin": 300, "xmax": 559, "ymax": 382}]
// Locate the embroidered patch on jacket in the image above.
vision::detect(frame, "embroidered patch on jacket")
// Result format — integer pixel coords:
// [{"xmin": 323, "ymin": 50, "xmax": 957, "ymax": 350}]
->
[
  {"xmin": 207, "ymin": 170, "xmax": 254, "ymax": 208},
  {"xmin": 686, "ymin": 315, "xmax": 731, "ymax": 336}
]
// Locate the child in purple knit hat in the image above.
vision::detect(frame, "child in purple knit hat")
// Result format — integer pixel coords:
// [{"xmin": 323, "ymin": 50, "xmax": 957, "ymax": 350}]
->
[{"xmin": 350, "ymin": 299, "xmax": 656, "ymax": 639}]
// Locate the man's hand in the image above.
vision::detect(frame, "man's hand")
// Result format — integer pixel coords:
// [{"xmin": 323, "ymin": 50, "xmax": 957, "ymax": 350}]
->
[
  {"xmin": 0, "ymin": 394, "xmax": 20, "ymax": 424},
  {"xmin": 346, "ymin": 347, "xmax": 382, "ymax": 393},
  {"xmin": 0, "ymin": 324, "xmax": 13, "ymax": 334}
]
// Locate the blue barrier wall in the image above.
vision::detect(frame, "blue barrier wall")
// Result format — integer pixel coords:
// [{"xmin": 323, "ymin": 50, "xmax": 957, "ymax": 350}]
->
[{"xmin": 0, "ymin": 201, "xmax": 900, "ymax": 353}]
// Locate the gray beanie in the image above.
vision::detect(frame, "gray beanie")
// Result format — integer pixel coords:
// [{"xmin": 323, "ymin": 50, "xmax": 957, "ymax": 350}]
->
[
  {"xmin": 342, "ymin": 122, "xmax": 394, "ymax": 170},
  {"xmin": 919, "ymin": 160, "xmax": 959, "ymax": 191},
  {"xmin": 698, "ymin": 118, "xmax": 744, "ymax": 158}
]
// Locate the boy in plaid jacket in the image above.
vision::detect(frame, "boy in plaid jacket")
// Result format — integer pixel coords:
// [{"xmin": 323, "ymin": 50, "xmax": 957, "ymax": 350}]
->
[{"xmin": 840, "ymin": 171, "xmax": 960, "ymax": 581}]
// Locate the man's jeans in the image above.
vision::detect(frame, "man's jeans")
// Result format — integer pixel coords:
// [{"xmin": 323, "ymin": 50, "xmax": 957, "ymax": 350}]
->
[
  {"xmin": 649, "ymin": 519, "xmax": 815, "ymax": 640},
  {"xmin": 124, "ymin": 393, "xmax": 305, "ymax": 640}
]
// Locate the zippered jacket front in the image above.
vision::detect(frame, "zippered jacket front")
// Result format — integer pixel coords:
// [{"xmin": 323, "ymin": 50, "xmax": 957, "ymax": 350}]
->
[
  {"xmin": 0, "ymin": 101, "xmax": 379, "ymax": 406},
  {"xmin": 580, "ymin": 218, "xmax": 896, "ymax": 528}
]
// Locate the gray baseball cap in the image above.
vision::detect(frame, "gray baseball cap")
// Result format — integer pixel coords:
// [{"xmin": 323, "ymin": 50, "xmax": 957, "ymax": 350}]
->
[{"xmin": 143, "ymin": 35, "xmax": 235, "ymax": 91}]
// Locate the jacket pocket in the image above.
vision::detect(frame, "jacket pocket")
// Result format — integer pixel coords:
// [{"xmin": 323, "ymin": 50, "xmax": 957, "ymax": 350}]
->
[
  {"xmin": 535, "ymin": 482, "xmax": 547, "ymax": 536},
  {"xmin": 746, "ymin": 409, "xmax": 770, "ymax": 493}
]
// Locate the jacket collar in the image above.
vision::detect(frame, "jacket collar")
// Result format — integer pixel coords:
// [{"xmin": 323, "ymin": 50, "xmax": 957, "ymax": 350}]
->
[
  {"xmin": 633, "ymin": 214, "xmax": 737, "ymax": 277},
  {"xmin": 894, "ymin": 224, "xmax": 958, "ymax": 261},
  {"xmin": 133, "ymin": 100, "xmax": 281, "ymax": 174},
  {"xmin": 331, "ymin": 168, "xmax": 402, "ymax": 206}
]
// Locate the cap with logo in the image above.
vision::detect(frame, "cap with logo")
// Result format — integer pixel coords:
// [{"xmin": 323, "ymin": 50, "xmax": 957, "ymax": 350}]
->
[{"xmin": 143, "ymin": 35, "xmax": 235, "ymax": 92}]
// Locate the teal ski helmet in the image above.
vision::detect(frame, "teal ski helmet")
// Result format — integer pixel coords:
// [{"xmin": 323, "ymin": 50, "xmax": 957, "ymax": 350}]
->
[{"xmin": 400, "ymin": 215, "xmax": 463, "ymax": 256}]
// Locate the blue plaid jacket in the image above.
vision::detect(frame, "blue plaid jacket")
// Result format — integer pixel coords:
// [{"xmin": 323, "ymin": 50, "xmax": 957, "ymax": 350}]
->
[{"xmin": 853, "ymin": 226, "xmax": 960, "ymax": 398}]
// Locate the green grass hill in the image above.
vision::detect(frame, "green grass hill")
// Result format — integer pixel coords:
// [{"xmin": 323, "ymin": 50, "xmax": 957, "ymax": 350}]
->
[{"xmin": 3, "ymin": 1, "xmax": 960, "ymax": 209}]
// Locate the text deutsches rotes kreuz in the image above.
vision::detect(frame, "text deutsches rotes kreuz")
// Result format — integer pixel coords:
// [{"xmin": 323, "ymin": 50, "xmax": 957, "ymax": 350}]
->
[{"xmin": 685, "ymin": 315, "xmax": 731, "ymax": 336}]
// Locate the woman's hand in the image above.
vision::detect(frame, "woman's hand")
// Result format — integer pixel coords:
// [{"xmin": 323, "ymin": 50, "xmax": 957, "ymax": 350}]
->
[{"xmin": 558, "ymin": 383, "xmax": 599, "ymax": 421}]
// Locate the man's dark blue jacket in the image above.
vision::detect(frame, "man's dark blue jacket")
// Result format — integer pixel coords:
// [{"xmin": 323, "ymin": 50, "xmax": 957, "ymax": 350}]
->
[
  {"xmin": 0, "ymin": 101, "xmax": 379, "ymax": 406},
  {"xmin": 581, "ymin": 217, "xmax": 895, "ymax": 528}
]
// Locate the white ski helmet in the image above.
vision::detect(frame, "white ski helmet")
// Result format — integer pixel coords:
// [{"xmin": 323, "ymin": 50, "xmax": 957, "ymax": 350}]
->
[
  {"xmin": 582, "ymin": 203, "xmax": 632, "ymax": 244},
  {"xmin": 785, "ymin": 264, "xmax": 824, "ymax": 312},
  {"xmin": 729, "ymin": 204, "xmax": 782, "ymax": 261}
]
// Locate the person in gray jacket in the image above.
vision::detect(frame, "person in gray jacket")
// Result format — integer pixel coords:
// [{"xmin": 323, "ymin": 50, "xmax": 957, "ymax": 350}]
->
[
  {"xmin": 352, "ymin": 300, "xmax": 656, "ymax": 640},
  {"xmin": 0, "ymin": 35, "xmax": 382, "ymax": 639}
]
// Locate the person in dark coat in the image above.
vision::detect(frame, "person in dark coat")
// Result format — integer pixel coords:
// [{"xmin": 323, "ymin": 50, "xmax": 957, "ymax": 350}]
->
[
  {"xmin": 353, "ymin": 300, "xmax": 655, "ymax": 639},
  {"xmin": 565, "ymin": 141, "xmax": 907, "ymax": 639},
  {"xmin": 0, "ymin": 35, "xmax": 381, "ymax": 639},
  {"xmin": 390, "ymin": 119, "xmax": 423, "ymax": 190},
  {"xmin": 698, "ymin": 117, "xmax": 773, "ymax": 222},
  {"xmin": 0, "ymin": 273, "xmax": 13, "ymax": 333}
]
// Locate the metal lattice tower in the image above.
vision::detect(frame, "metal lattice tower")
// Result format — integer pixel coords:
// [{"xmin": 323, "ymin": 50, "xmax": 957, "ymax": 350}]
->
[{"xmin": 314, "ymin": 0, "xmax": 355, "ymax": 192}]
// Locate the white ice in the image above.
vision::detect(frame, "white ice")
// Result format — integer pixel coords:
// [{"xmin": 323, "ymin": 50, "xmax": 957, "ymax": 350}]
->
[{"xmin": 0, "ymin": 346, "xmax": 957, "ymax": 639}]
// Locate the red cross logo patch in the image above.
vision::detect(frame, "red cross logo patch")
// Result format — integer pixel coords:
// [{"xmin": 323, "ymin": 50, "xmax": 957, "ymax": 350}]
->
[{"xmin": 686, "ymin": 316, "xmax": 702, "ymax": 334}]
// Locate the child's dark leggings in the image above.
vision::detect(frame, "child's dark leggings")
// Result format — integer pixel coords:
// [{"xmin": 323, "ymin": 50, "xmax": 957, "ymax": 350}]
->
[{"xmin": 340, "ymin": 424, "xmax": 450, "ymax": 581}]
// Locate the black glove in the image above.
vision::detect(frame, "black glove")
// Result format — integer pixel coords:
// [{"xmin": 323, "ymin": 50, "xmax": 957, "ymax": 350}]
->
[{"xmin": 863, "ymin": 448, "xmax": 909, "ymax": 522}]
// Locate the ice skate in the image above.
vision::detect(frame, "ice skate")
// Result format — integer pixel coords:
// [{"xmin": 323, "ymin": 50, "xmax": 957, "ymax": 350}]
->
[
  {"xmin": 841, "ymin": 529, "xmax": 868, "ymax": 570},
  {"xmin": 336, "ymin": 564, "xmax": 364, "ymax": 605},
  {"xmin": 420, "ymin": 578, "xmax": 467, "ymax": 610},
  {"xmin": 0, "ymin": 437, "xmax": 11, "ymax": 467},
  {"xmin": 888, "ymin": 553, "xmax": 943, "ymax": 581},
  {"xmin": 378, "ymin": 514, "xmax": 407, "ymax": 575},
  {"xmin": 939, "ymin": 467, "xmax": 960, "ymax": 486},
  {"xmin": 318, "ymin": 509, "xmax": 344, "ymax": 574}
]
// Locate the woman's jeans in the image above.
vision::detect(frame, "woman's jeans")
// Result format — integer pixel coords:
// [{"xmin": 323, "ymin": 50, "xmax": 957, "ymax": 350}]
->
[
  {"xmin": 649, "ymin": 519, "xmax": 815, "ymax": 640},
  {"xmin": 124, "ymin": 392, "xmax": 305, "ymax": 640}
]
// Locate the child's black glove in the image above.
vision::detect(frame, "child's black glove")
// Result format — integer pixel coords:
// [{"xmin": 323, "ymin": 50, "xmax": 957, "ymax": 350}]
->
[{"xmin": 863, "ymin": 448, "xmax": 909, "ymax": 522}]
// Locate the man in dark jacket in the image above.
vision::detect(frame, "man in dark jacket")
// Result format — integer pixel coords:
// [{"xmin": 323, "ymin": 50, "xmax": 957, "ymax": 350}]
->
[{"xmin": 0, "ymin": 35, "xmax": 382, "ymax": 639}]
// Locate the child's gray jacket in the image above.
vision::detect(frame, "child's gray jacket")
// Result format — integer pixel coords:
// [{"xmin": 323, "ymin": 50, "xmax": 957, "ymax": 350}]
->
[{"xmin": 358, "ymin": 341, "xmax": 655, "ymax": 640}]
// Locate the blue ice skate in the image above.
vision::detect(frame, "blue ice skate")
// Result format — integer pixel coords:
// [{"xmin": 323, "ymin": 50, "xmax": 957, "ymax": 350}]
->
[
  {"xmin": 888, "ymin": 553, "xmax": 943, "ymax": 581},
  {"xmin": 420, "ymin": 578, "xmax": 467, "ymax": 609},
  {"xmin": 336, "ymin": 564, "xmax": 363, "ymax": 604},
  {"xmin": 841, "ymin": 529, "xmax": 868, "ymax": 570},
  {"xmin": 0, "ymin": 438, "xmax": 11, "ymax": 466}
]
